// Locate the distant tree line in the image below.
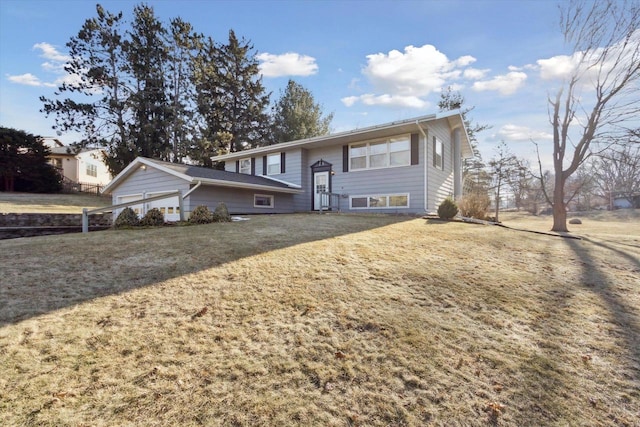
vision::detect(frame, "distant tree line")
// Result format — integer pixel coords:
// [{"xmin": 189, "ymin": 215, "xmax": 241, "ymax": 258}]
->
[{"xmin": 41, "ymin": 3, "xmax": 332, "ymax": 175}]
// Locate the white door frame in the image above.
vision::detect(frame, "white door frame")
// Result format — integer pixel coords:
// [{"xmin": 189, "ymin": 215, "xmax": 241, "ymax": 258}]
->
[{"xmin": 313, "ymin": 171, "xmax": 330, "ymax": 211}]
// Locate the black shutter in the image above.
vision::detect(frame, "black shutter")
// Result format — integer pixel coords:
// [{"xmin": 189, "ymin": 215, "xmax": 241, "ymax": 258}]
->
[
  {"xmin": 432, "ymin": 137, "xmax": 437, "ymax": 167},
  {"xmin": 280, "ymin": 152, "xmax": 286, "ymax": 174},
  {"xmin": 263, "ymin": 156, "xmax": 267, "ymax": 175},
  {"xmin": 343, "ymin": 145, "xmax": 349, "ymax": 172},
  {"xmin": 235, "ymin": 160, "xmax": 239, "ymax": 173},
  {"xmin": 410, "ymin": 133, "xmax": 419, "ymax": 165},
  {"xmin": 251, "ymin": 157, "xmax": 255, "ymax": 175}
]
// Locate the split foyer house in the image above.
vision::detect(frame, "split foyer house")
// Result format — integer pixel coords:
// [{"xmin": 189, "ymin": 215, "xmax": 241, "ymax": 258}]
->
[{"xmin": 102, "ymin": 111, "xmax": 472, "ymax": 220}]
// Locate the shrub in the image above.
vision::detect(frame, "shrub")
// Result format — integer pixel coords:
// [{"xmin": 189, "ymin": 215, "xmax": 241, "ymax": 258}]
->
[
  {"xmin": 213, "ymin": 202, "xmax": 231, "ymax": 223},
  {"xmin": 189, "ymin": 205, "xmax": 214, "ymax": 224},
  {"xmin": 140, "ymin": 208, "xmax": 165, "ymax": 227},
  {"xmin": 459, "ymin": 192, "xmax": 490, "ymax": 219},
  {"xmin": 437, "ymin": 197, "xmax": 459, "ymax": 220},
  {"xmin": 114, "ymin": 207, "xmax": 140, "ymax": 228}
]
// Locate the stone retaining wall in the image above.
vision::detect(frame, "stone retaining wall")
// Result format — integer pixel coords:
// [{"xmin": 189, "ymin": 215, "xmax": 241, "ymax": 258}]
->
[
  {"xmin": 0, "ymin": 213, "xmax": 112, "ymax": 227},
  {"xmin": 0, "ymin": 213, "xmax": 112, "ymax": 240}
]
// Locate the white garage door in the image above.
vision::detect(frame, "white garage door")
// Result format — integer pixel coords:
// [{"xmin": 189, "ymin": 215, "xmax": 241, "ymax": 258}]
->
[
  {"xmin": 147, "ymin": 193, "xmax": 181, "ymax": 222},
  {"xmin": 117, "ymin": 194, "xmax": 144, "ymax": 218}
]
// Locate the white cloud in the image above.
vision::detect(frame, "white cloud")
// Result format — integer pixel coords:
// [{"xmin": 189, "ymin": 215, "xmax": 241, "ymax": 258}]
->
[
  {"xmin": 341, "ymin": 93, "xmax": 428, "ymax": 108},
  {"xmin": 7, "ymin": 73, "xmax": 55, "ymax": 87},
  {"xmin": 472, "ymin": 71, "xmax": 527, "ymax": 95},
  {"xmin": 257, "ymin": 52, "xmax": 318, "ymax": 77},
  {"xmin": 362, "ymin": 44, "xmax": 475, "ymax": 97},
  {"xmin": 494, "ymin": 124, "xmax": 553, "ymax": 142},
  {"xmin": 33, "ymin": 42, "xmax": 70, "ymax": 62},
  {"xmin": 341, "ymin": 96, "xmax": 359, "ymax": 107},
  {"xmin": 463, "ymin": 68, "xmax": 490, "ymax": 80}
]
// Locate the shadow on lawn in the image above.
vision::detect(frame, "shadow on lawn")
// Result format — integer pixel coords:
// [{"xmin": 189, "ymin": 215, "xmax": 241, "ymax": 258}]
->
[
  {"xmin": 0, "ymin": 214, "xmax": 414, "ymax": 327},
  {"xmin": 565, "ymin": 237, "xmax": 640, "ymax": 379}
]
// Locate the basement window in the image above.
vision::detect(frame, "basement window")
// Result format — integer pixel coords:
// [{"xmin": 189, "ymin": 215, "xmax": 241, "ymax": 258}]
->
[
  {"xmin": 350, "ymin": 193, "xmax": 409, "ymax": 209},
  {"xmin": 254, "ymin": 194, "xmax": 274, "ymax": 208}
]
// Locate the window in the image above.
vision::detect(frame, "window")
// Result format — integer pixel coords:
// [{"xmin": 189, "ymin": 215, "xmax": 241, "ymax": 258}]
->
[
  {"xmin": 267, "ymin": 153, "xmax": 281, "ymax": 175},
  {"xmin": 86, "ymin": 163, "xmax": 97, "ymax": 177},
  {"xmin": 239, "ymin": 158, "xmax": 251, "ymax": 174},
  {"xmin": 349, "ymin": 136, "xmax": 411, "ymax": 171},
  {"xmin": 254, "ymin": 194, "xmax": 274, "ymax": 208},
  {"xmin": 350, "ymin": 193, "xmax": 409, "ymax": 209},
  {"xmin": 433, "ymin": 137, "xmax": 444, "ymax": 170}
]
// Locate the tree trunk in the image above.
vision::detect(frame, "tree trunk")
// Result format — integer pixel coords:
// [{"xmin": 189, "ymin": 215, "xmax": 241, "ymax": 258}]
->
[{"xmin": 551, "ymin": 173, "xmax": 568, "ymax": 232}]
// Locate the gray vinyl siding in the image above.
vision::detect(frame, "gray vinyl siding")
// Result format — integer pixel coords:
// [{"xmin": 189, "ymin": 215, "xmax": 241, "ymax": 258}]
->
[
  {"xmin": 425, "ymin": 121, "xmax": 455, "ymax": 212},
  {"xmin": 224, "ymin": 149, "xmax": 303, "ymax": 186},
  {"xmin": 188, "ymin": 186, "xmax": 294, "ymax": 214},
  {"xmin": 110, "ymin": 167, "xmax": 189, "ymax": 204},
  {"xmin": 306, "ymin": 137, "xmax": 426, "ymax": 214},
  {"xmin": 293, "ymin": 148, "xmax": 310, "ymax": 211}
]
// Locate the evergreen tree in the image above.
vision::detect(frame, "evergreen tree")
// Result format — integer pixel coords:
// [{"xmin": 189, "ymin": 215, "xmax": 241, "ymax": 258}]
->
[
  {"xmin": 0, "ymin": 127, "xmax": 62, "ymax": 193},
  {"xmin": 126, "ymin": 3, "xmax": 170, "ymax": 161},
  {"xmin": 193, "ymin": 30, "xmax": 270, "ymax": 157},
  {"xmin": 270, "ymin": 79, "xmax": 333, "ymax": 143},
  {"xmin": 166, "ymin": 18, "xmax": 202, "ymax": 163},
  {"xmin": 40, "ymin": 4, "xmax": 133, "ymax": 176}
]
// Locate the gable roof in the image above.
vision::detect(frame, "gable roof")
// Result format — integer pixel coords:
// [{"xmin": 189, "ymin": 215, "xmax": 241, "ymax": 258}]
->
[
  {"xmin": 102, "ymin": 157, "xmax": 303, "ymax": 195},
  {"xmin": 212, "ymin": 111, "xmax": 473, "ymax": 162}
]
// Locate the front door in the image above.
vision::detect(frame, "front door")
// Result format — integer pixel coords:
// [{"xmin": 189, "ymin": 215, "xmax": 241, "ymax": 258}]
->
[{"xmin": 313, "ymin": 171, "xmax": 329, "ymax": 211}]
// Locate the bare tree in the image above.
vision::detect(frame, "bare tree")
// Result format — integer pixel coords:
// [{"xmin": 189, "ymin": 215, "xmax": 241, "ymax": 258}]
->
[
  {"xmin": 488, "ymin": 141, "xmax": 520, "ymax": 222},
  {"xmin": 542, "ymin": 0, "xmax": 640, "ymax": 231},
  {"xmin": 592, "ymin": 144, "xmax": 640, "ymax": 208}
]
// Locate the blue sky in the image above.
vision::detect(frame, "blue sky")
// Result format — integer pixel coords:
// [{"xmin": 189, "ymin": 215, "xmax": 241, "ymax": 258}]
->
[{"xmin": 1, "ymin": 0, "xmax": 575, "ymax": 167}]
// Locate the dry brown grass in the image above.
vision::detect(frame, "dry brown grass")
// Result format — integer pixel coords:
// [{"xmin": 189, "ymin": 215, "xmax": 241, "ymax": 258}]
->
[
  {"xmin": 0, "ymin": 212, "xmax": 638, "ymax": 426},
  {"xmin": 0, "ymin": 192, "xmax": 111, "ymax": 214}
]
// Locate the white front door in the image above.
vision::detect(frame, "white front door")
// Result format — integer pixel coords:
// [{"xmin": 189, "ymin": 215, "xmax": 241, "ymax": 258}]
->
[{"xmin": 313, "ymin": 171, "xmax": 329, "ymax": 210}]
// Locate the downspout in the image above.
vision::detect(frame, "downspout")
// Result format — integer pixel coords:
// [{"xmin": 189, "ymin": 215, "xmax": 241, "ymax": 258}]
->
[
  {"xmin": 416, "ymin": 121, "xmax": 428, "ymax": 213},
  {"xmin": 453, "ymin": 127, "xmax": 462, "ymax": 201},
  {"xmin": 181, "ymin": 180, "xmax": 202, "ymax": 222},
  {"xmin": 182, "ymin": 180, "xmax": 202, "ymax": 200}
]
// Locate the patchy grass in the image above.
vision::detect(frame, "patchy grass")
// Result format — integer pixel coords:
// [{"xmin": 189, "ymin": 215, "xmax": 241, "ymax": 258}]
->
[
  {"xmin": 0, "ymin": 213, "xmax": 638, "ymax": 426},
  {"xmin": 0, "ymin": 192, "xmax": 111, "ymax": 214}
]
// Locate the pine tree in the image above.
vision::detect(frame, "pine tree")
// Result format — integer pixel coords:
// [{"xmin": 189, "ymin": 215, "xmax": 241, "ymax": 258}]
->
[
  {"xmin": 192, "ymin": 30, "xmax": 270, "ymax": 158},
  {"xmin": 40, "ymin": 4, "xmax": 133, "ymax": 175},
  {"xmin": 126, "ymin": 3, "xmax": 170, "ymax": 161},
  {"xmin": 270, "ymin": 79, "xmax": 333, "ymax": 143}
]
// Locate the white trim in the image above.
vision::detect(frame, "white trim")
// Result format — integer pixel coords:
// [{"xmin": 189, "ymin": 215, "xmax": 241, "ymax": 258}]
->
[
  {"xmin": 348, "ymin": 134, "xmax": 412, "ymax": 172},
  {"xmin": 212, "ymin": 113, "xmax": 445, "ymax": 162},
  {"xmin": 239, "ymin": 158, "xmax": 251, "ymax": 174},
  {"xmin": 254, "ymin": 194, "xmax": 274, "ymax": 208},
  {"xmin": 349, "ymin": 193, "xmax": 410, "ymax": 210},
  {"xmin": 102, "ymin": 157, "xmax": 303, "ymax": 195},
  {"xmin": 259, "ymin": 174, "xmax": 302, "ymax": 188},
  {"xmin": 266, "ymin": 152, "xmax": 281, "ymax": 176}
]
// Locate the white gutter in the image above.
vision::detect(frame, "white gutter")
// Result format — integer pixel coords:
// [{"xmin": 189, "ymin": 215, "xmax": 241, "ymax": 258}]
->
[
  {"xmin": 182, "ymin": 180, "xmax": 202, "ymax": 200},
  {"xmin": 416, "ymin": 121, "xmax": 429, "ymax": 213},
  {"xmin": 259, "ymin": 174, "xmax": 302, "ymax": 189}
]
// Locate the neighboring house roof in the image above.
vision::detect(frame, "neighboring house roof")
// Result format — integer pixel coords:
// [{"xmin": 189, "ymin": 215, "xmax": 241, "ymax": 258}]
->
[
  {"xmin": 212, "ymin": 111, "xmax": 473, "ymax": 162},
  {"xmin": 49, "ymin": 146, "xmax": 103, "ymax": 156},
  {"xmin": 102, "ymin": 157, "xmax": 303, "ymax": 195}
]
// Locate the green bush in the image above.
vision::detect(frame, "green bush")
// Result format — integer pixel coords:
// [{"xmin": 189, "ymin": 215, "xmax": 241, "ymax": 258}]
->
[
  {"xmin": 437, "ymin": 197, "xmax": 459, "ymax": 220},
  {"xmin": 213, "ymin": 202, "xmax": 231, "ymax": 223},
  {"xmin": 458, "ymin": 193, "xmax": 490, "ymax": 219},
  {"xmin": 140, "ymin": 208, "xmax": 165, "ymax": 227},
  {"xmin": 114, "ymin": 207, "xmax": 140, "ymax": 228},
  {"xmin": 189, "ymin": 205, "xmax": 214, "ymax": 224}
]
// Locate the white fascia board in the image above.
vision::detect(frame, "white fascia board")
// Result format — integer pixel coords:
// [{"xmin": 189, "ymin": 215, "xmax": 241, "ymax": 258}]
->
[
  {"xmin": 197, "ymin": 177, "xmax": 304, "ymax": 194},
  {"xmin": 213, "ymin": 113, "xmax": 439, "ymax": 162},
  {"xmin": 258, "ymin": 175, "xmax": 302, "ymax": 189},
  {"xmin": 102, "ymin": 157, "xmax": 192, "ymax": 194}
]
